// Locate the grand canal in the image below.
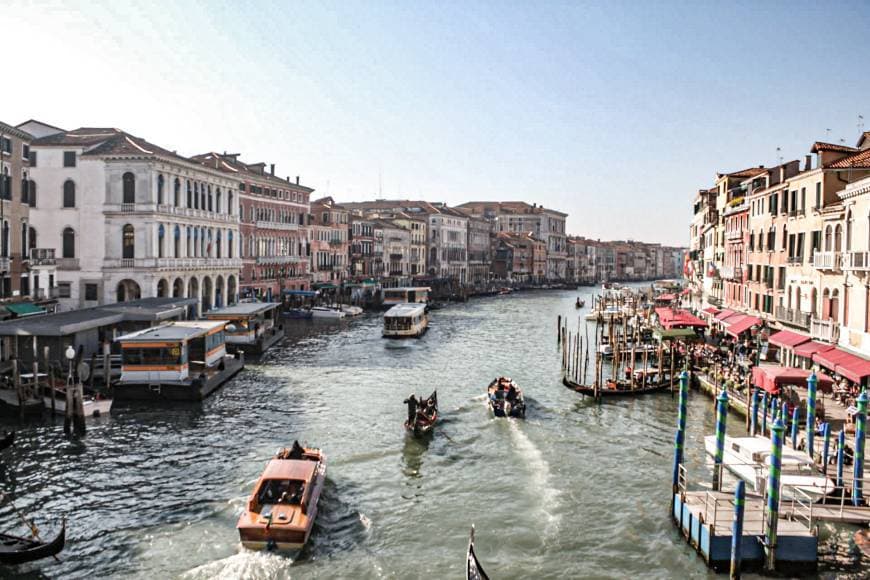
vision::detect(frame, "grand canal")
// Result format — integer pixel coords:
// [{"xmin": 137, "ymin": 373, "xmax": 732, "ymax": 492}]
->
[{"xmin": 0, "ymin": 289, "xmax": 866, "ymax": 578}]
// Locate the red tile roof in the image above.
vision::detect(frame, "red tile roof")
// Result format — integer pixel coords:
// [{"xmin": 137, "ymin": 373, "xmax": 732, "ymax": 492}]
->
[
  {"xmin": 811, "ymin": 141, "xmax": 858, "ymax": 154},
  {"xmin": 825, "ymin": 147, "xmax": 870, "ymax": 169}
]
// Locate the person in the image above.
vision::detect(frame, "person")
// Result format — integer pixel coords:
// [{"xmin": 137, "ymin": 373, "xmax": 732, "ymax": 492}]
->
[
  {"xmin": 507, "ymin": 383, "xmax": 517, "ymax": 403},
  {"xmin": 404, "ymin": 395, "xmax": 418, "ymax": 426},
  {"xmin": 288, "ymin": 440, "xmax": 304, "ymax": 460}
]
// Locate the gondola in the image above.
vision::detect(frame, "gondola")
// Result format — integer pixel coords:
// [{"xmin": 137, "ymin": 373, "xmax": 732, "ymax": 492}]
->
[
  {"xmin": 403, "ymin": 391, "xmax": 438, "ymax": 435},
  {"xmin": 575, "ymin": 298, "xmax": 585, "ymax": 309},
  {"xmin": 0, "ymin": 519, "xmax": 65, "ymax": 565},
  {"xmin": 486, "ymin": 377, "xmax": 525, "ymax": 419},
  {"xmin": 562, "ymin": 375, "xmax": 670, "ymax": 397},
  {"xmin": 0, "ymin": 431, "xmax": 14, "ymax": 452},
  {"xmin": 466, "ymin": 525, "xmax": 489, "ymax": 580}
]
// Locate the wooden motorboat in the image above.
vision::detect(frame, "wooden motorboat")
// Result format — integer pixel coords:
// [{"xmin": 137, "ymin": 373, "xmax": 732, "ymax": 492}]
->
[
  {"xmin": 487, "ymin": 377, "xmax": 525, "ymax": 419},
  {"xmin": 404, "ymin": 391, "xmax": 438, "ymax": 435},
  {"xmin": 562, "ymin": 375, "xmax": 669, "ymax": 397},
  {"xmin": 0, "ymin": 519, "xmax": 65, "ymax": 565},
  {"xmin": 42, "ymin": 388, "xmax": 112, "ymax": 417},
  {"xmin": 237, "ymin": 442, "xmax": 327, "ymax": 551},
  {"xmin": 466, "ymin": 525, "xmax": 490, "ymax": 580},
  {"xmin": 310, "ymin": 306, "xmax": 346, "ymax": 319}
]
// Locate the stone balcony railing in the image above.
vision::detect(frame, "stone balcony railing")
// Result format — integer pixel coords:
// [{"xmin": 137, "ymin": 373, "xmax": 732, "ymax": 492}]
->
[
  {"xmin": 33, "ymin": 287, "xmax": 60, "ymax": 300},
  {"xmin": 0, "ymin": 257, "xmax": 10, "ymax": 272},
  {"xmin": 29, "ymin": 248, "xmax": 56, "ymax": 266},
  {"xmin": 103, "ymin": 257, "xmax": 242, "ymax": 270},
  {"xmin": 57, "ymin": 258, "xmax": 79, "ymax": 270},
  {"xmin": 775, "ymin": 306, "xmax": 811, "ymax": 329},
  {"xmin": 104, "ymin": 203, "xmax": 240, "ymax": 224},
  {"xmin": 813, "ymin": 251, "xmax": 840, "ymax": 272},
  {"xmin": 255, "ymin": 255, "xmax": 307, "ymax": 265},
  {"xmin": 255, "ymin": 220, "xmax": 299, "ymax": 231},
  {"xmin": 810, "ymin": 317, "xmax": 838, "ymax": 343},
  {"xmin": 842, "ymin": 251, "xmax": 870, "ymax": 272}
]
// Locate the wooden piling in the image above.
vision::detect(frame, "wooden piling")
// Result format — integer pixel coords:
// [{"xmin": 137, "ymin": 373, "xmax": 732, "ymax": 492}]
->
[
  {"xmin": 44, "ymin": 346, "xmax": 54, "ymax": 415},
  {"xmin": 12, "ymin": 358, "xmax": 22, "ymax": 420},
  {"xmin": 557, "ymin": 315, "xmax": 562, "ymax": 344}
]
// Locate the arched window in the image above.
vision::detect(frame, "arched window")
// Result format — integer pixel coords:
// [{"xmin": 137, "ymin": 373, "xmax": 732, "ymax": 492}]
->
[
  {"xmin": 157, "ymin": 174, "xmax": 165, "ymax": 205},
  {"xmin": 831, "ymin": 289, "xmax": 840, "ymax": 323},
  {"xmin": 187, "ymin": 180, "xmax": 193, "ymax": 208},
  {"xmin": 174, "ymin": 178, "xmax": 181, "ymax": 206},
  {"xmin": 216, "ymin": 231, "xmax": 222, "ymax": 258},
  {"xmin": 846, "ymin": 210, "xmax": 853, "ymax": 251},
  {"xmin": 62, "ymin": 227, "xmax": 75, "ymax": 258},
  {"xmin": 158, "ymin": 224, "xmax": 165, "ymax": 258},
  {"xmin": 122, "ymin": 172, "xmax": 135, "ymax": 204},
  {"xmin": 207, "ymin": 185, "xmax": 213, "ymax": 212},
  {"xmin": 28, "ymin": 180, "xmax": 36, "ymax": 207},
  {"xmin": 228, "ymin": 230, "xmax": 234, "ymax": 258},
  {"xmin": 63, "ymin": 180, "xmax": 76, "ymax": 208},
  {"xmin": 174, "ymin": 225, "xmax": 181, "ymax": 258},
  {"xmin": 122, "ymin": 224, "xmax": 135, "ymax": 259},
  {"xmin": 824, "ymin": 225, "xmax": 832, "ymax": 252},
  {"xmin": 28, "ymin": 226, "xmax": 37, "ymax": 251},
  {"xmin": 228, "ymin": 192, "xmax": 234, "ymax": 215},
  {"xmin": 215, "ymin": 188, "xmax": 222, "ymax": 213},
  {"xmin": 193, "ymin": 183, "xmax": 200, "ymax": 209},
  {"xmin": 200, "ymin": 185, "xmax": 206, "ymax": 210},
  {"xmin": 834, "ymin": 224, "xmax": 843, "ymax": 252}
]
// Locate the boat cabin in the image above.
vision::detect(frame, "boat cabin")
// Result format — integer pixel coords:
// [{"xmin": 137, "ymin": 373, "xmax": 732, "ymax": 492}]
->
[
  {"xmin": 382, "ymin": 287, "xmax": 430, "ymax": 307},
  {"xmin": 383, "ymin": 303, "xmax": 428, "ymax": 338},
  {"xmin": 116, "ymin": 320, "xmax": 228, "ymax": 383},
  {"xmin": 203, "ymin": 302, "xmax": 280, "ymax": 348}
]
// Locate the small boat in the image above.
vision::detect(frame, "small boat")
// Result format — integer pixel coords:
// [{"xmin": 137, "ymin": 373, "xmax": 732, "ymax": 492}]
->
[
  {"xmin": 702, "ymin": 434, "xmax": 835, "ymax": 501},
  {"xmin": 562, "ymin": 375, "xmax": 669, "ymax": 397},
  {"xmin": 0, "ymin": 519, "xmax": 65, "ymax": 565},
  {"xmin": 466, "ymin": 525, "xmax": 490, "ymax": 580},
  {"xmin": 42, "ymin": 388, "xmax": 113, "ymax": 417},
  {"xmin": 497, "ymin": 287, "xmax": 512, "ymax": 296},
  {"xmin": 0, "ymin": 431, "xmax": 14, "ymax": 451},
  {"xmin": 341, "ymin": 305, "xmax": 364, "ymax": 317},
  {"xmin": 310, "ymin": 306, "xmax": 346, "ymax": 319},
  {"xmin": 575, "ymin": 298, "xmax": 585, "ymax": 309},
  {"xmin": 237, "ymin": 442, "xmax": 327, "ymax": 551},
  {"xmin": 487, "ymin": 377, "xmax": 525, "ymax": 419},
  {"xmin": 403, "ymin": 391, "xmax": 438, "ymax": 435},
  {"xmin": 283, "ymin": 307, "xmax": 313, "ymax": 320}
]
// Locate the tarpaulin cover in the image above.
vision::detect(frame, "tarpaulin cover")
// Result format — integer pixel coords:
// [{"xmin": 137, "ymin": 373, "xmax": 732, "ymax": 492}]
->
[
  {"xmin": 752, "ymin": 366, "xmax": 834, "ymax": 395},
  {"xmin": 768, "ymin": 330, "xmax": 811, "ymax": 349},
  {"xmin": 654, "ymin": 307, "xmax": 708, "ymax": 329},
  {"xmin": 724, "ymin": 315, "xmax": 761, "ymax": 338}
]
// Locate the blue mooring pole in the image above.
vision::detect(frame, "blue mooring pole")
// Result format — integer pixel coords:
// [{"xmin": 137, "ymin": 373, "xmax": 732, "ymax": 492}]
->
[
  {"xmin": 806, "ymin": 372, "xmax": 818, "ymax": 457},
  {"xmin": 761, "ymin": 392, "xmax": 769, "ymax": 436},
  {"xmin": 672, "ymin": 370, "xmax": 689, "ymax": 494},
  {"xmin": 837, "ymin": 430, "xmax": 845, "ymax": 488},
  {"xmin": 730, "ymin": 480, "xmax": 746, "ymax": 579},
  {"xmin": 853, "ymin": 391, "xmax": 867, "ymax": 506},
  {"xmin": 764, "ymin": 419, "xmax": 785, "ymax": 572},
  {"xmin": 713, "ymin": 389, "xmax": 729, "ymax": 492},
  {"xmin": 750, "ymin": 388, "xmax": 759, "ymax": 436},
  {"xmin": 821, "ymin": 423, "xmax": 831, "ymax": 475},
  {"xmin": 791, "ymin": 406, "xmax": 800, "ymax": 450}
]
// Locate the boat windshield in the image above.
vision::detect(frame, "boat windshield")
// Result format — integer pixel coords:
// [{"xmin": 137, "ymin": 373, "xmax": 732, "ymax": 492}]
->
[{"xmin": 257, "ymin": 479, "xmax": 306, "ymax": 505}]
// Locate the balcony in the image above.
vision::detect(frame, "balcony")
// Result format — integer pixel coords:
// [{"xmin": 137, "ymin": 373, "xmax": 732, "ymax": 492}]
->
[
  {"xmin": 843, "ymin": 251, "xmax": 870, "ymax": 272},
  {"xmin": 328, "ymin": 239, "xmax": 344, "ymax": 246},
  {"xmin": 57, "ymin": 258, "xmax": 79, "ymax": 270},
  {"xmin": 104, "ymin": 257, "xmax": 242, "ymax": 270},
  {"xmin": 255, "ymin": 255, "xmax": 305, "ymax": 265},
  {"xmin": 255, "ymin": 220, "xmax": 299, "ymax": 231},
  {"xmin": 813, "ymin": 251, "xmax": 840, "ymax": 271},
  {"xmin": 775, "ymin": 306, "xmax": 811, "ymax": 330},
  {"xmin": 726, "ymin": 229, "xmax": 744, "ymax": 241},
  {"xmin": 811, "ymin": 317, "xmax": 838, "ymax": 343},
  {"xmin": 0, "ymin": 257, "xmax": 9, "ymax": 272},
  {"xmin": 32, "ymin": 287, "xmax": 60, "ymax": 300},
  {"xmin": 29, "ymin": 248, "xmax": 56, "ymax": 266}
]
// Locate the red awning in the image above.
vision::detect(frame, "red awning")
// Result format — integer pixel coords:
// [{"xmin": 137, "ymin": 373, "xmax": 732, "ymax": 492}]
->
[
  {"xmin": 768, "ymin": 330, "xmax": 811, "ymax": 349},
  {"xmin": 702, "ymin": 307, "xmax": 720, "ymax": 315},
  {"xmin": 656, "ymin": 293, "xmax": 676, "ymax": 301},
  {"xmin": 793, "ymin": 341, "xmax": 835, "ymax": 359},
  {"xmin": 752, "ymin": 366, "xmax": 834, "ymax": 395},
  {"xmin": 680, "ymin": 288, "xmax": 691, "ymax": 295},
  {"xmin": 654, "ymin": 307, "xmax": 708, "ymax": 329},
  {"xmin": 725, "ymin": 315, "xmax": 762, "ymax": 338},
  {"xmin": 723, "ymin": 313, "xmax": 748, "ymax": 326},
  {"xmin": 713, "ymin": 309, "xmax": 736, "ymax": 321},
  {"xmin": 834, "ymin": 351, "xmax": 870, "ymax": 384},
  {"xmin": 813, "ymin": 347, "xmax": 854, "ymax": 371}
]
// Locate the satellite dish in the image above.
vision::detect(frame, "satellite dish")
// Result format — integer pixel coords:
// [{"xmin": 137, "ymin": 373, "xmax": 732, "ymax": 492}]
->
[{"xmin": 77, "ymin": 361, "xmax": 90, "ymax": 381}]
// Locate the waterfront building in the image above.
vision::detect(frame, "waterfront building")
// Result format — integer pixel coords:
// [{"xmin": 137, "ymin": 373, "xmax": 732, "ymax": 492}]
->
[
  {"xmin": 349, "ymin": 214, "xmax": 380, "ymax": 279},
  {"xmin": 491, "ymin": 231, "xmax": 545, "ymax": 284},
  {"xmin": 838, "ymin": 171, "xmax": 870, "ymax": 354},
  {"xmin": 191, "ymin": 153, "xmax": 312, "ymax": 300},
  {"xmin": 20, "ymin": 122, "xmax": 241, "ymax": 313},
  {"xmin": 372, "ymin": 218, "xmax": 412, "ymax": 285},
  {"xmin": 463, "ymin": 213, "xmax": 492, "ymax": 289},
  {"xmin": 389, "ymin": 212, "xmax": 428, "ymax": 277},
  {"xmin": 309, "ymin": 197, "xmax": 349, "ymax": 285}
]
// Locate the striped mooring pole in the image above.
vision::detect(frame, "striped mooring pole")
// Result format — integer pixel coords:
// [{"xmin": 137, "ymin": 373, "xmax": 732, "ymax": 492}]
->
[
  {"xmin": 790, "ymin": 406, "xmax": 800, "ymax": 450},
  {"xmin": 781, "ymin": 401, "xmax": 789, "ymax": 437},
  {"xmin": 713, "ymin": 389, "xmax": 729, "ymax": 492},
  {"xmin": 806, "ymin": 372, "xmax": 818, "ymax": 457},
  {"xmin": 764, "ymin": 419, "xmax": 785, "ymax": 572},
  {"xmin": 672, "ymin": 370, "xmax": 689, "ymax": 494},
  {"xmin": 761, "ymin": 392, "xmax": 769, "ymax": 436},
  {"xmin": 837, "ymin": 430, "xmax": 845, "ymax": 488},
  {"xmin": 730, "ymin": 480, "xmax": 746, "ymax": 580},
  {"xmin": 853, "ymin": 391, "xmax": 867, "ymax": 506},
  {"xmin": 750, "ymin": 388, "xmax": 759, "ymax": 436},
  {"xmin": 822, "ymin": 423, "xmax": 831, "ymax": 475}
]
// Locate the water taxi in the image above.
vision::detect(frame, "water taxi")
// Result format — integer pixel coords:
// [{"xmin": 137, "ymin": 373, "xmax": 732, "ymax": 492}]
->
[
  {"xmin": 203, "ymin": 302, "xmax": 284, "ymax": 355},
  {"xmin": 114, "ymin": 320, "xmax": 244, "ymax": 401},
  {"xmin": 383, "ymin": 303, "xmax": 428, "ymax": 338},
  {"xmin": 310, "ymin": 306, "xmax": 346, "ymax": 319},
  {"xmin": 382, "ymin": 286, "xmax": 430, "ymax": 308},
  {"xmin": 487, "ymin": 377, "xmax": 526, "ymax": 418},
  {"xmin": 237, "ymin": 442, "xmax": 327, "ymax": 552},
  {"xmin": 703, "ymin": 434, "xmax": 834, "ymax": 501}
]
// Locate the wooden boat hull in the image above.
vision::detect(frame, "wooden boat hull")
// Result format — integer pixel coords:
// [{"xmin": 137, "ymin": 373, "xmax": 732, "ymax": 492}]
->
[
  {"xmin": 0, "ymin": 520, "xmax": 65, "ymax": 565},
  {"xmin": 466, "ymin": 527, "xmax": 489, "ymax": 580},
  {"xmin": 562, "ymin": 376, "xmax": 670, "ymax": 396},
  {"xmin": 42, "ymin": 395, "xmax": 113, "ymax": 417}
]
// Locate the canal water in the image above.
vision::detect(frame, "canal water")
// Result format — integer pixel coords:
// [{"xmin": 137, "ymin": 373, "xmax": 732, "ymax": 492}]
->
[{"xmin": 0, "ymin": 288, "xmax": 866, "ymax": 579}]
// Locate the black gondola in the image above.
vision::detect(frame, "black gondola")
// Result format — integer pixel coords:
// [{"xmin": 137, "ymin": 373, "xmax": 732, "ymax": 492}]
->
[
  {"xmin": 575, "ymin": 298, "xmax": 584, "ymax": 309},
  {"xmin": 562, "ymin": 375, "xmax": 670, "ymax": 397},
  {"xmin": 403, "ymin": 391, "xmax": 438, "ymax": 435},
  {"xmin": 0, "ymin": 519, "xmax": 65, "ymax": 565},
  {"xmin": 486, "ymin": 377, "xmax": 525, "ymax": 419},
  {"xmin": 0, "ymin": 432, "xmax": 14, "ymax": 452},
  {"xmin": 466, "ymin": 525, "xmax": 489, "ymax": 580}
]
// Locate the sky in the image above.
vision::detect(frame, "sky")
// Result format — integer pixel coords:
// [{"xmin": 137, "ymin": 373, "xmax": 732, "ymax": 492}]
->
[{"xmin": 3, "ymin": 0, "xmax": 870, "ymax": 246}]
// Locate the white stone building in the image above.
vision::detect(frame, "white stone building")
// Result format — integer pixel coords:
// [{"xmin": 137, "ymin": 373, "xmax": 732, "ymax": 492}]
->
[{"xmin": 20, "ymin": 122, "xmax": 242, "ymax": 313}]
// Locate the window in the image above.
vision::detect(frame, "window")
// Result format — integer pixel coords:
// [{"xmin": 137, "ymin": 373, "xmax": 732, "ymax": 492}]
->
[
  {"xmin": 63, "ymin": 151, "xmax": 76, "ymax": 167},
  {"xmin": 84, "ymin": 283, "xmax": 98, "ymax": 302},
  {"xmin": 28, "ymin": 181, "xmax": 36, "ymax": 207},
  {"xmin": 0, "ymin": 137, "xmax": 11, "ymax": 154},
  {"xmin": 800, "ymin": 187, "xmax": 806, "ymax": 213},
  {"xmin": 158, "ymin": 224, "xmax": 165, "ymax": 258},
  {"xmin": 20, "ymin": 175, "xmax": 28, "ymax": 203},
  {"xmin": 28, "ymin": 150, "xmax": 37, "ymax": 166},
  {"xmin": 122, "ymin": 172, "xmax": 135, "ymax": 204},
  {"xmin": 58, "ymin": 282, "xmax": 71, "ymax": 298},
  {"xmin": 20, "ymin": 223, "xmax": 27, "ymax": 257},
  {"xmin": 22, "ymin": 144, "xmax": 29, "ymax": 160},
  {"xmin": 815, "ymin": 182, "xmax": 821, "ymax": 209},
  {"xmin": 157, "ymin": 174, "xmax": 164, "ymax": 205},
  {"xmin": 62, "ymin": 227, "xmax": 75, "ymax": 258},
  {"xmin": 63, "ymin": 180, "xmax": 76, "ymax": 208}
]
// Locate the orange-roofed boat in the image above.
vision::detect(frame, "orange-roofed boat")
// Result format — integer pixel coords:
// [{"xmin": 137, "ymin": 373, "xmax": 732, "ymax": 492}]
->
[{"xmin": 237, "ymin": 441, "xmax": 327, "ymax": 552}]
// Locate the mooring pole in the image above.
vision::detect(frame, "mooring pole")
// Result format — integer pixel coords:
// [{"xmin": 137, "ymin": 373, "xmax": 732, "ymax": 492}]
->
[
  {"xmin": 805, "ymin": 372, "xmax": 818, "ymax": 457},
  {"xmin": 764, "ymin": 419, "xmax": 785, "ymax": 572},
  {"xmin": 852, "ymin": 391, "xmax": 867, "ymax": 506},
  {"xmin": 836, "ymin": 430, "xmax": 845, "ymax": 488},
  {"xmin": 672, "ymin": 370, "xmax": 689, "ymax": 496},
  {"xmin": 821, "ymin": 422, "xmax": 831, "ymax": 475},
  {"xmin": 761, "ymin": 392, "xmax": 769, "ymax": 436},
  {"xmin": 713, "ymin": 389, "xmax": 729, "ymax": 492},
  {"xmin": 557, "ymin": 315, "xmax": 561, "ymax": 345},
  {"xmin": 790, "ymin": 406, "xmax": 799, "ymax": 450},
  {"xmin": 750, "ymin": 388, "xmax": 759, "ymax": 436},
  {"xmin": 730, "ymin": 480, "xmax": 745, "ymax": 580}
]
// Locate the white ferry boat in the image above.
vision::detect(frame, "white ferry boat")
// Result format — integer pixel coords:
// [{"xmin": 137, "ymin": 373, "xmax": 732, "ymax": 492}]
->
[
  {"xmin": 703, "ymin": 434, "xmax": 833, "ymax": 501},
  {"xmin": 383, "ymin": 303, "xmax": 428, "ymax": 338}
]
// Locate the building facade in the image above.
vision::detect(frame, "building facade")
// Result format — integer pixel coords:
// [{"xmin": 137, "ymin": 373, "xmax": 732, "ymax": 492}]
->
[{"xmin": 309, "ymin": 197, "xmax": 349, "ymax": 285}]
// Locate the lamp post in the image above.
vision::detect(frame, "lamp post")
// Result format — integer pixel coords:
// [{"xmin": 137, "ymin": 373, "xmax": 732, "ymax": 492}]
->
[{"xmin": 63, "ymin": 345, "xmax": 75, "ymax": 435}]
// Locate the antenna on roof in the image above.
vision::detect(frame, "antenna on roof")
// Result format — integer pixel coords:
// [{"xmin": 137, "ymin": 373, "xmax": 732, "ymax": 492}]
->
[
  {"xmin": 826, "ymin": 128, "xmax": 831, "ymax": 140},
  {"xmin": 776, "ymin": 146, "xmax": 782, "ymax": 166},
  {"xmin": 859, "ymin": 114, "xmax": 865, "ymax": 132}
]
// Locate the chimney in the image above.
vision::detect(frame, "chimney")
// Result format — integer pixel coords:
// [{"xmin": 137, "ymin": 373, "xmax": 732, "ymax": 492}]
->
[
  {"xmin": 804, "ymin": 155, "xmax": 812, "ymax": 171},
  {"xmin": 296, "ymin": 176, "xmax": 300, "ymax": 185},
  {"xmin": 270, "ymin": 163, "xmax": 275, "ymax": 176}
]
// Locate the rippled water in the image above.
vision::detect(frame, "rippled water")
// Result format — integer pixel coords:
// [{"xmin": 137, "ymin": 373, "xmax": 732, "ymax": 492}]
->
[{"xmin": 0, "ymin": 288, "xmax": 867, "ymax": 579}]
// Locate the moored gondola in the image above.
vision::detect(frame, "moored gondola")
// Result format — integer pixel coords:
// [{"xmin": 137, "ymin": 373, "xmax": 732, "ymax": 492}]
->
[
  {"xmin": 466, "ymin": 525, "xmax": 490, "ymax": 580},
  {"xmin": 486, "ymin": 377, "xmax": 525, "ymax": 419},
  {"xmin": 575, "ymin": 297, "xmax": 585, "ymax": 309},
  {"xmin": 403, "ymin": 391, "xmax": 438, "ymax": 435},
  {"xmin": 562, "ymin": 375, "xmax": 669, "ymax": 397},
  {"xmin": 0, "ymin": 431, "xmax": 14, "ymax": 452},
  {"xmin": 0, "ymin": 519, "xmax": 65, "ymax": 565}
]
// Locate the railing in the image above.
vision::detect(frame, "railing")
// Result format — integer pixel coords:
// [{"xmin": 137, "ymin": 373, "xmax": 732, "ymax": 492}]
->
[
  {"xmin": 720, "ymin": 265, "xmax": 734, "ymax": 279},
  {"xmin": 726, "ymin": 228, "xmax": 744, "ymax": 241},
  {"xmin": 843, "ymin": 251, "xmax": 870, "ymax": 272},
  {"xmin": 29, "ymin": 248, "xmax": 56, "ymax": 266},
  {"xmin": 103, "ymin": 257, "xmax": 242, "ymax": 269},
  {"xmin": 328, "ymin": 239, "xmax": 344, "ymax": 246},
  {"xmin": 775, "ymin": 306, "xmax": 811, "ymax": 329},
  {"xmin": 153, "ymin": 204, "xmax": 240, "ymax": 223},
  {"xmin": 811, "ymin": 317, "xmax": 837, "ymax": 342},
  {"xmin": 0, "ymin": 257, "xmax": 10, "ymax": 272},
  {"xmin": 32, "ymin": 287, "xmax": 60, "ymax": 299},
  {"xmin": 255, "ymin": 255, "xmax": 304, "ymax": 265},
  {"xmin": 255, "ymin": 220, "xmax": 298, "ymax": 231},
  {"xmin": 813, "ymin": 251, "xmax": 840, "ymax": 271},
  {"xmin": 57, "ymin": 257, "xmax": 79, "ymax": 270}
]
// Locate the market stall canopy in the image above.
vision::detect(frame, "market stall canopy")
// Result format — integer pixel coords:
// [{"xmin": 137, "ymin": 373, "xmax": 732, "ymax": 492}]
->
[
  {"xmin": 724, "ymin": 315, "xmax": 762, "ymax": 338},
  {"xmin": 655, "ymin": 293, "xmax": 676, "ymax": 302},
  {"xmin": 768, "ymin": 330, "xmax": 811, "ymax": 349},
  {"xmin": 653, "ymin": 327, "xmax": 700, "ymax": 341},
  {"xmin": 654, "ymin": 307, "xmax": 707, "ymax": 330},
  {"xmin": 814, "ymin": 347, "xmax": 870, "ymax": 384},
  {"xmin": 713, "ymin": 309, "xmax": 736, "ymax": 321},
  {"xmin": 5, "ymin": 303, "xmax": 46, "ymax": 318},
  {"xmin": 793, "ymin": 340, "xmax": 835, "ymax": 359},
  {"xmin": 752, "ymin": 366, "xmax": 834, "ymax": 395},
  {"xmin": 701, "ymin": 307, "xmax": 720, "ymax": 316}
]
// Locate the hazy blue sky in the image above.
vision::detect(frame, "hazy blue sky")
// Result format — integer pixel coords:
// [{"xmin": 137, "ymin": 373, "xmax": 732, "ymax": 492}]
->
[{"xmin": 4, "ymin": 1, "xmax": 870, "ymax": 245}]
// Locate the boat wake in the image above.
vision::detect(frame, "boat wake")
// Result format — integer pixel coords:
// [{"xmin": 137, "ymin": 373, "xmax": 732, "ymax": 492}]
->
[
  {"xmin": 180, "ymin": 550, "xmax": 294, "ymax": 580},
  {"xmin": 507, "ymin": 421, "xmax": 562, "ymax": 538}
]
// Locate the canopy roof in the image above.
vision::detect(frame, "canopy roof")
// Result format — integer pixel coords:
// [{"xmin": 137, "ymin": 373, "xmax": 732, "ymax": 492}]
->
[
  {"xmin": 283, "ymin": 289, "xmax": 318, "ymax": 297},
  {"xmin": 793, "ymin": 340, "xmax": 835, "ymax": 359},
  {"xmin": 768, "ymin": 330, "xmax": 811, "ymax": 349},
  {"xmin": 701, "ymin": 307, "xmax": 720, "ymax": 315},
  {"xmin": 713, "ymin": 309, "xmax": 736, "ymax": 321},
  {"xmin": 752, "ymin": 366, "xmax": 834, "ymax": 395},
  {"xmin": 724, "ymin": 315, "xmax": 762, "ymax": 338},
  {"xmin": 655, "ymin": 293, "xmax": 676, "ymax": 302},
  {"xmin": 814, "ymin": 347, "xmax": 870, "ymax": 383},
  {"xmin": 653, "ymin": 327, "xmax": 701, "ymax": 341},
  {"xmin": 5, "ymin": 303, "xmax": 46, "ymax": 317},
  {"xmin": 654, "ymin": 307, "xmax": 707, "ymax": 330}
]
